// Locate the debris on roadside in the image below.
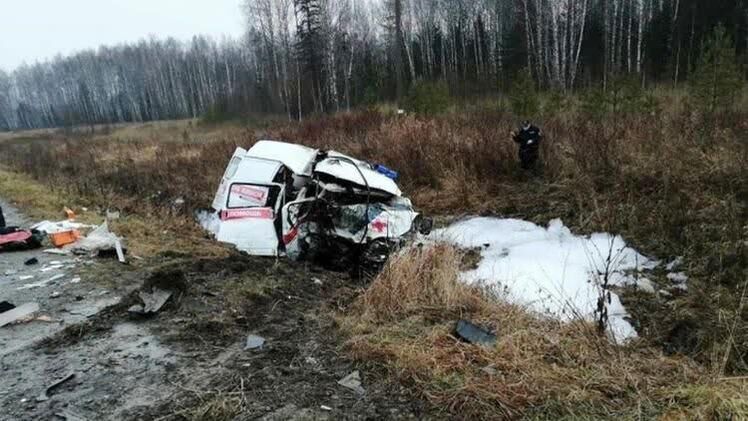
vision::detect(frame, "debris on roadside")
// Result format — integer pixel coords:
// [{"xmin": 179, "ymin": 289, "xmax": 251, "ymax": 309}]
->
[
  {"xmin": 0, "ymin": 301, "xmax": 16, "ymax": 314},
  {"xmin": 71, "ymin": 222, "xmax": 127, "ymax": 263},
  {"xmin": 244, "ymin": 334, "xmax": 266, "ymax": 350},
  {"xmin": 337, "ymin": 370, "xmax": 366, "ymax": 395},
  {"xmin": 63, "ymin": 207, "xmax": 76, "ymax": 220},
  {"xmin": 0, "ymin": 228, "xmax": 43, "ymax": 252},
  {"xmin": 44, "ymin": 249, "xmax": 71, "ymax": 256},
  {"xmin": 17, "ymin": 274, "xmax": 65, "ymax": 290},
  {"xmin": 129, "ymin": 288, "xmax": 173, "ymax": 316},
  {"xmin": 36, "ymin": 372, "xmax": 76, "ymax": 402},
  {"xmin": 455, "ymin": 320, "xmax": 497, "ymax": 347},
  {"xmin": 41, "ymin": 264, "xmax": 64, "ymax": 272},
  {"xmin": 32, "ymin": 220, "xmax": 93, "ymax": 235},
  {"xmin": 0, "ymin": 302, "xmax": 40, "ymax": 328},
  {"xmin": 200, "ymin": 140, "xmax": 432, "ymax": 272},
  {"xmin": 49, "ymin": 229, "xmax": 82, "ymax": 247},
  {"xmin": 33, "ymin": 315, "xmax": 58, "ymax": 323}
]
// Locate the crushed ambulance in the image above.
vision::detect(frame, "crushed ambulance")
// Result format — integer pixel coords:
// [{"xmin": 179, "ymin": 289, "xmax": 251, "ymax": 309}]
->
[{"xmin": 202, "ymin": 140, "xmax": 432, "ymax": 271}]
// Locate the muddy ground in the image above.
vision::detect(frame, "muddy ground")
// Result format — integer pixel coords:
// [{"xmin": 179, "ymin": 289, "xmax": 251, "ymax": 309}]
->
[{"xmin": 0, "ymin": 199, "xmax": 432, "ymax": 421}]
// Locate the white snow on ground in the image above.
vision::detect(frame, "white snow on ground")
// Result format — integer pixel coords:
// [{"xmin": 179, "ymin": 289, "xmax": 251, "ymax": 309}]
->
[
  {"xmin": 196, "ymin": 210, "xmax": 220, "ymax": 235},
  {"xmin": 431, "ymin": 217, "xmax": 660, "ymax": 341},
  {"xmin": 666, "ymin": 272, "xmax": 689, "ymax": 284}
]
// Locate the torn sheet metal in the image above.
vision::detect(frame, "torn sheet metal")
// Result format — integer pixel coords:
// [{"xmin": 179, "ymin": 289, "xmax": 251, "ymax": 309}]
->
[
  {"xmin": 202, "ymin": 140, "xmax": 430, "ymax": 269},
  {"xmin": 315, "ymin": 155, "xmax": 402, "ymax": 196}
]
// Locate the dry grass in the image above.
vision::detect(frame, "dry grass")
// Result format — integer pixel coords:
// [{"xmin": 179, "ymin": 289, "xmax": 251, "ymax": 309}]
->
[
  {"xmin": 360, "ymin": 244, "xmax": 485, "ymax": 320},
  {"xmin": 0, "ymin": 90, "xmax": 746, "ymax": 415},
  {"xmin": 340, "ymin": 244, "xmax": 746, "ymax": 420},
  {"xmin": 0, "ymin": 168, "xmax": 228, "ymax": 259}
]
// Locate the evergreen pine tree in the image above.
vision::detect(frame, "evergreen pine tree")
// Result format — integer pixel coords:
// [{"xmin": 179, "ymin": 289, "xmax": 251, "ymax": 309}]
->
[{"xmin": 689, "ymin": 24, "xmax": 744, "ymax": 114}]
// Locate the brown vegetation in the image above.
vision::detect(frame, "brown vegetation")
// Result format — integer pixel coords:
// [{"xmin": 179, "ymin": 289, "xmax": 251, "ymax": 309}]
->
[
  {"xmin": 0, "ymin": 92, "xmax": 746, "ymax": 417},
  {"xmin": 339, "ymin": 245, "xmax": 748, "ymax": 419},
  {"xmin": 340, "ymin": 244, "xmax": 743, "ymax": 419}
]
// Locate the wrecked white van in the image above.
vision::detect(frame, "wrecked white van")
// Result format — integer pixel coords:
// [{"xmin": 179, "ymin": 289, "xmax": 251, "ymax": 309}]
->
[{"xmin": 203, "ymin": 140, "xmax": 431, "ymax": 271}]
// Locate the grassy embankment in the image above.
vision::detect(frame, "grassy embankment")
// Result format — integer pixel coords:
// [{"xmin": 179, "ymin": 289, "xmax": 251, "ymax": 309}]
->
[{"xmin": 0, "ymin": 88, "xmax": 745, "ymax": 418}]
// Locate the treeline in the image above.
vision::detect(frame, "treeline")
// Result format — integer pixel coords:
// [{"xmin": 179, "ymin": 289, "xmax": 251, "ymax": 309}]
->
[
  {"xmin": 0, "ymin": 37, "xmax": 251, "ymax": 130},
  {"xmin": 1, "ymin": 0, "xmax": 747, "ymax": 130}
]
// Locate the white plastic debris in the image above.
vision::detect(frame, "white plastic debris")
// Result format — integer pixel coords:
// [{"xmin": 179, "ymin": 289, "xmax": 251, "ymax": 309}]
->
[
  {"xmin": 71, "ymin": 222, "xmax": 122, "ymax": 257},
  {"xmin": 17, "ymin": 274, "xmax": 64, "ymax": 290},
  {"xmin": 0, "ymin": 303, "xmax": 40, "ymax": 328},
  {"xmin": 44, "ymin": 249, "xmax": 71, "ymax": 255},
  {"xmin": 31, "ymin": 220, "xmax": 92, "ymax": 235},
  {"xmin": 244, "ymin": 334, "xmax": 266, "ymax": 350},
  {"xmin": 338, "ymin": 371, "xmax": 365, "ymax": 395}
]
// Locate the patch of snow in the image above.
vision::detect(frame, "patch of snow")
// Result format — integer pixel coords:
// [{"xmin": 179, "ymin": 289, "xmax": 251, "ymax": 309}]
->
[
  {"xmin": 667, "ymin": 272, "xmax": 688, "ymax": 284},
  {"xmin": 196, "ymin": 210, "xmax": 220, "ymax": 236},
  {"xmin": 659, "ymin": 289, "xmax": 673, "ymax": 298},
  {"xmin": 637, "ymin": 278, "xmax": 656, "ymax": 294},
  {"xmin": 665, "ymin": 256, "xmax": 683, "ymax": 271},
  {"xmin": 431, "ymin": 217, "xmax": 658, "ymax": 341}
]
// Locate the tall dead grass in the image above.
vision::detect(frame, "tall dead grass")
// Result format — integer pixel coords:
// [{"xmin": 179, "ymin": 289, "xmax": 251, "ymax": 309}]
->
[
  {"xmin": 0, "ymin": 96, "xmax": 745, "ymax": 373},
  {"xmin": 340, "ymin": 244, "xmax": 742, "ymax": 420},
  {"xmin": 360, "ymin": 244, "xmax": 485, "ymax": 320}
]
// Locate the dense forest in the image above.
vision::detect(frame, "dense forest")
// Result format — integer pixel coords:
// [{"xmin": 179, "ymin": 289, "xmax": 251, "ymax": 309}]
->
[{"xmin": 0, "ymin": 0, "xmax": 746, "ymax": 130}]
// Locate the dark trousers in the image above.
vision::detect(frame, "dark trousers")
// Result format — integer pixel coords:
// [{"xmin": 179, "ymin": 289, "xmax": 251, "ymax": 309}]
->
[
  {"xmin": 0, "ymin": 206, "xmax": 5, "ymax": 228},
  {"xmin": 519, "ymin": 148, "xmax": 539, "ymax": 170}
]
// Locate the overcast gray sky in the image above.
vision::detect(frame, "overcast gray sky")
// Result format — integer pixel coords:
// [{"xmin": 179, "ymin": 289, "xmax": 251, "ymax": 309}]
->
[{"xmin": 0, "ymin": 0, "xmax": 244, "ymax": 72}]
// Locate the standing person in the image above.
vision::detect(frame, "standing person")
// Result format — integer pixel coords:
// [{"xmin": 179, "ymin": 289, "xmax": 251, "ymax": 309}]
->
[
  {"xmin": 0, "ymin": 206, "xmax": 5, "ymax": 229},
  {"xmin": 512, "ymin": 120, "xmax": 543, "ymax": 170}
]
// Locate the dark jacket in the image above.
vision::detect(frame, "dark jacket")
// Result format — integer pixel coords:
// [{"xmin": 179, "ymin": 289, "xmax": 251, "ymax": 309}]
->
[{"xmin": 513, "ymin": 125, "xmax": 542, "ymax": 150}]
